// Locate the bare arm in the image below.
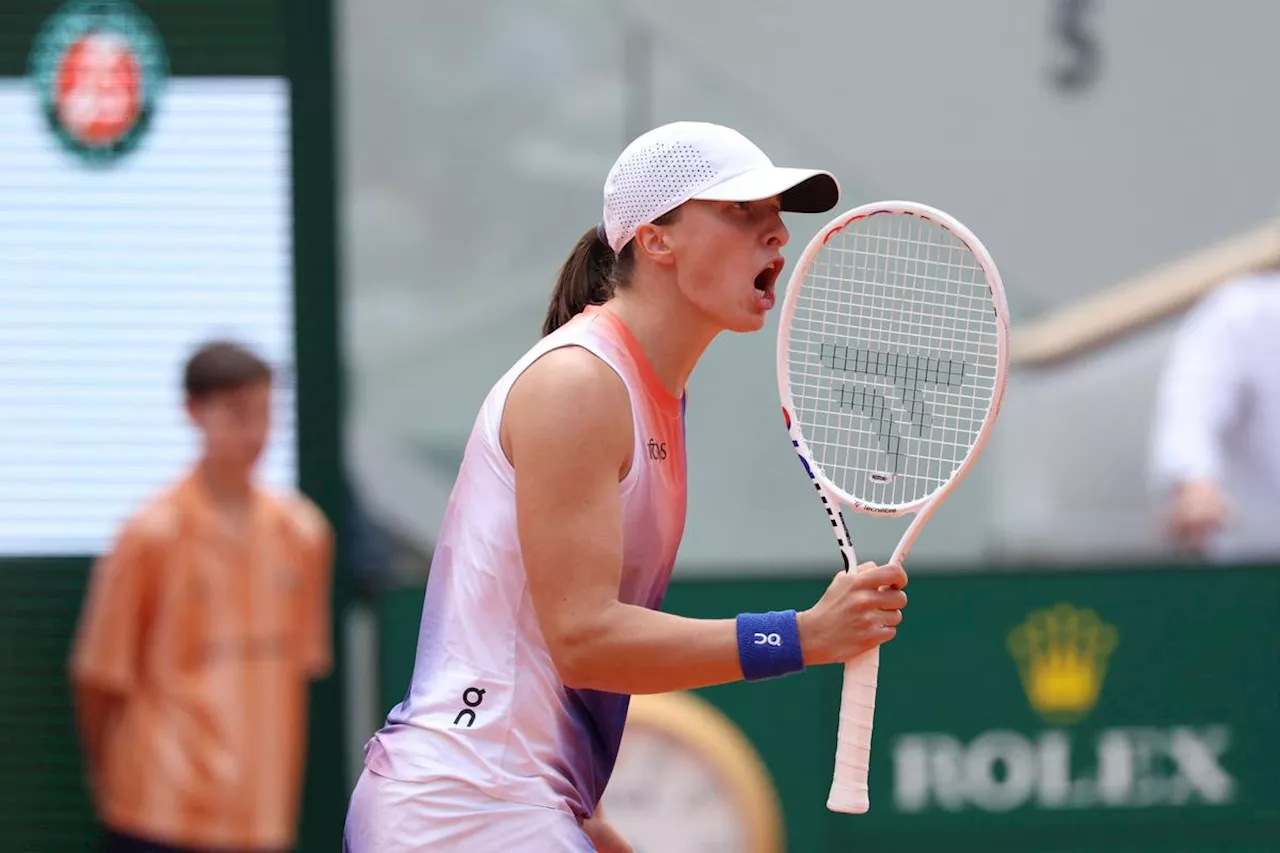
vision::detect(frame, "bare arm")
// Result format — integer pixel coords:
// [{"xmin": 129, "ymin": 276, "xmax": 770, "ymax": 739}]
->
[
  {"xmin": 504, "ymin": 347, "xmax": 741, "ymax": 694},
  {"xmin": 503, "ymin": 347, "xmax": 906, "ymax": 696}
]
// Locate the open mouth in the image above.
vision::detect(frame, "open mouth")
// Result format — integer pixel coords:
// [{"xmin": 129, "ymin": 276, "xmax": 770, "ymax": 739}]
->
[{"xmin": 754, "ymin": 258, "xmax": 784, "ymax": 295}]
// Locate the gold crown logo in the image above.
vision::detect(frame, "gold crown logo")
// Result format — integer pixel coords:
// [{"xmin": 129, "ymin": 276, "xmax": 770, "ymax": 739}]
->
[{"xmin": 1006, "ymin": 603, "xmax": 1118, "ymax": 725}]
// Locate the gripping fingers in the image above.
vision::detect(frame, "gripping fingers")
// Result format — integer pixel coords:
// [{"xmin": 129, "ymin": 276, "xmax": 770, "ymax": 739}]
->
[
  {"xmin": 853, "ymin": 563, "xmax": 908, "ymax": 592},
  {"xmin": 877, "ymin": 588, "xmax": 908, "ymax": 611}
]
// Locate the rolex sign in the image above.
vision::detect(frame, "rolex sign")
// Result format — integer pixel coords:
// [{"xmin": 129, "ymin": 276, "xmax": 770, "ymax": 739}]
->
[
  {"xmin": 889, "ymin": 603, "xmax": 1236, "ymax": 814},
  {"xmin": 893, "ymin": 725, "xmax": 1234, "ymax": 813},
  {"xmin": 829, "ymin": 564, "xmax": 1280, "ymax": 850}
]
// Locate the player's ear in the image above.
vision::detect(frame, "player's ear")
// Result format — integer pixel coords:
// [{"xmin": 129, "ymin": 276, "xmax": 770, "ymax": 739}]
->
[{"xmin": 633, "ymin": 221, "xmax": 675, "ymax": 267}]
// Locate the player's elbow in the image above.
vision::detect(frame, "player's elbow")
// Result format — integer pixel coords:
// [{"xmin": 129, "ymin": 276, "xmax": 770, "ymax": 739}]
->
[
  {"xmin": 544, "ymin": 613, "xmax": 616, "ymax": 691},
  {"xmin": 550, "ymin": 647, "xmax": 595, "ymax": 691}
]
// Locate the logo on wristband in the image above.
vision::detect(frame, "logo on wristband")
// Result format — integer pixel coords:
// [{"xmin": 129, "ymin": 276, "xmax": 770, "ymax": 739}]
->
[{"xmin": 738, "ymin": 610, "xmax": 804, "ymax": 681}]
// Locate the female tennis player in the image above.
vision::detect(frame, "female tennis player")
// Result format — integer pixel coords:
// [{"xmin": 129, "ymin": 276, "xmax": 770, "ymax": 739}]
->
[{"xmin": 342, "ymin": 121, "xmax": 909, "ymax": 852}]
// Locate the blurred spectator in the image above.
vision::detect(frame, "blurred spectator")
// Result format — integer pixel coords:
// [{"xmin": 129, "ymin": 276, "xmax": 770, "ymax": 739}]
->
[
  {"xmin": 68, "ymin": 341, "xmax": 334, "ymax": 853},
  {"xmin": 1148, "ymin": 269, "xmax": 1280, "ymax": 561}
]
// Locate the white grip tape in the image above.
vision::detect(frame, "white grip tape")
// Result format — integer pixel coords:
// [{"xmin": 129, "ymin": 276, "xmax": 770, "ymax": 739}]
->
[{"xmin": 827, "ymin": 647, "xmax": 880, "ymax": 813}]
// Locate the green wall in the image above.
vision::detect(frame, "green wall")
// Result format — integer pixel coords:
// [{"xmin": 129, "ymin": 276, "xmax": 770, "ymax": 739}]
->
[
  {"xmin": 377, "ymin": 564, "xmax": 1280, "ymax": 853},
  {"xmin": 0, "ymin": 560, "xmax": 98, "ymax": 852}
]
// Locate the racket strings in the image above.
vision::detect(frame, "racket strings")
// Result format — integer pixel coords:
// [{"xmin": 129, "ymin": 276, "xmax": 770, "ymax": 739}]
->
[{"xmin": 787, "ymin": 211, "xmax": 1000, "ymax": 506}]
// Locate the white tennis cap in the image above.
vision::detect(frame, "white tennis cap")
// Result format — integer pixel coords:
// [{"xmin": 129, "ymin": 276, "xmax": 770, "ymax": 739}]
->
[{"xmin": 601, "ymin": 121, "xmax": 840, "ymax": 254}]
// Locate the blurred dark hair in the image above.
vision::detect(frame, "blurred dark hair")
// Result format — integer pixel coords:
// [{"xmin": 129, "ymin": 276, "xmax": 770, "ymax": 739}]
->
[
  {"xmin": 542, "ymin": 209, "xmax": 680, "ymax": 336},
  {"xmin": 183, "ymin": 340, "xmax": 273, "ymax": 400}
]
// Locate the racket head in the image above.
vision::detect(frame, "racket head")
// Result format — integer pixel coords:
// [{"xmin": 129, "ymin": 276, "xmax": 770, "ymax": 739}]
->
[{"xmin": 777, "ymin": 200, "xmax": 1010, "ymax": 517}]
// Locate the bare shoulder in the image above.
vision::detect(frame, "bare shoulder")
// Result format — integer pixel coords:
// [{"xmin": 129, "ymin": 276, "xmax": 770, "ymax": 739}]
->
[{"xmin": 502, "ymin": 345, "xmax": 633, "ymax": 473}]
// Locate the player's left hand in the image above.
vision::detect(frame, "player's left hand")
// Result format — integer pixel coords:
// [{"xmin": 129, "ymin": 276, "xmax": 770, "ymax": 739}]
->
[{"xmin": 582, "ymin": 807, "xmax": 633, "ymax": 853}]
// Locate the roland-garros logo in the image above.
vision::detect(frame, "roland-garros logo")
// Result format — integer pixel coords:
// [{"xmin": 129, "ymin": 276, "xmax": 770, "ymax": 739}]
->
[{"xmin": 27, "ymin": 0, "xmax": 169, "ymax": 166}]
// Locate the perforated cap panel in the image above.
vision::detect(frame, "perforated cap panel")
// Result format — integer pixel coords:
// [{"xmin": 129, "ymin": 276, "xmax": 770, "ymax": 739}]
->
[
  {"xmin": 600, "ymin": 121, "xmax": 839, "ymax": 253},
  {"xmin": 603, "ymin": 140, "xmax": 719, "ymax": 252}
]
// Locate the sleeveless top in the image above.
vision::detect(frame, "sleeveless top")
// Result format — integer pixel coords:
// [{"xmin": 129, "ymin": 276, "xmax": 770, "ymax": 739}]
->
[{"xmin": 362, "ymin": 305, "xmax": 688, "ymax": 819}]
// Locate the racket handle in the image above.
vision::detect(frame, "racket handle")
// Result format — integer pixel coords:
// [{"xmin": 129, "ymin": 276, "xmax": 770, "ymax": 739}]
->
[{"xmin": 827, "ymin": 646, "xmax": 880, "ymax": 814}]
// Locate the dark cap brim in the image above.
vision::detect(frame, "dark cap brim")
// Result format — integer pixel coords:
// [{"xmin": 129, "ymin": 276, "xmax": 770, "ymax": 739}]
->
[{"xmin": 691, "ymin": 166, "xmax": 841, "ymax": 214}]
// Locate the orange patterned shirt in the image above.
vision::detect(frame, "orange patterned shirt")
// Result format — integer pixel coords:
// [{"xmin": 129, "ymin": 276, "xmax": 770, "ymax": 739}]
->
[{"xmin": 70, "ymin": 471, "xmax": 333, "ymax": 851}]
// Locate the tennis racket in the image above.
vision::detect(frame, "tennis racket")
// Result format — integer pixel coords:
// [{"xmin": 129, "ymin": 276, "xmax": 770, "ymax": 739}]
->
[{"xmin": 775, "ymin": 200, "xmax": 1010, "ymax": 814}]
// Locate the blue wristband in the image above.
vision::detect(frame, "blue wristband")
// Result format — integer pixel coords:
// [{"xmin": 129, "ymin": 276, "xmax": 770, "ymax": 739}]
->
[{"xmin": 736, "ymin": 610, "xmax": 805, "ymax": 681}]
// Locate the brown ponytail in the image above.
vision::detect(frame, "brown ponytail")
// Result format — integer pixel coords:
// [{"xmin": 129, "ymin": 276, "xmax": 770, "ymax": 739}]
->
[
  {"xmin": 542, "ymin": 210, "xmax": 681, "ymax": 336},
  {"xmin": 543, "ymin": 225, "xmax": 616, "ymax": 336}
]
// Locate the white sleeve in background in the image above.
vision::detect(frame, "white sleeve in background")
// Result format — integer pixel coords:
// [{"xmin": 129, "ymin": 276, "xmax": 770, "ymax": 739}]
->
[{"xmin": 1148, "ymin": 282, "xmax": 1251, "ymax": 497}]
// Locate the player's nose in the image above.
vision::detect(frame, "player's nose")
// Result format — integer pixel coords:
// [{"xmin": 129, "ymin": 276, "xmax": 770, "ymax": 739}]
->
[{"xmin": 764, "ymin": 210, "xmax": 789, "ymax": 249}]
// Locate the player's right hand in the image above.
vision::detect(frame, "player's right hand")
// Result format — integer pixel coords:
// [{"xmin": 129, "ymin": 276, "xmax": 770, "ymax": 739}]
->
[{"xmin": 797, "ymin": 561, "xmax": 908, "ymax": 666}]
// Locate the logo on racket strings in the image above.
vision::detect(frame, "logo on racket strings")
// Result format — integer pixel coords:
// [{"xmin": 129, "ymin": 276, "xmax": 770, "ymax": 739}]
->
[{"xmin": 819, "ymin": 342, "xmax": 968, "ymax": 474}]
